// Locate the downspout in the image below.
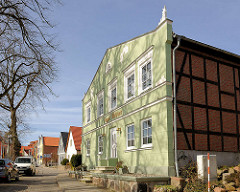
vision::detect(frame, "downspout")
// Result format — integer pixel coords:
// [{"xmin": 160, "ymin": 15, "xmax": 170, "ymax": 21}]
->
[{"xmin": 173, "ymin": 34, "xmax": 181, "ymax": 177}]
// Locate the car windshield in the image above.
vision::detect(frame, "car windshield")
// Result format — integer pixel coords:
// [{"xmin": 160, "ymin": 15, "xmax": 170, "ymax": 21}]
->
[
  {"xmin": 0, "ymin": 160, "xmax": 5, "ymax": 166},
  {"xmin": 15, "ymin": 158, "xmax": 31, "ymax": 163}
]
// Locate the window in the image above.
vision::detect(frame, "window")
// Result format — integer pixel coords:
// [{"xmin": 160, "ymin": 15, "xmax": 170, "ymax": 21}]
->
[
  {"xmin": 108, "ymin": 79, "xmax": 117, "ymax": 111},
  {"xmin": 86, "ymin": 101, "xmax": 91, "ymax": 123},
  {"xmin": 111, "ymin": 86, "xmax": 117, "ymax": 109},
  {"xmin": 98, "ymin": 135, "xmax": 104, "ymax": 154},
  {"xmin": 70, "ymin": 139, "xmax": 72, "ymax": 147},
  {"xmin": 138, "ymin": 48, "xmax": 153, "ymax": 94},
  {"xmin": 127, "ymin": 74, "xmax": 135, "ymax": 99},
  {"xmin": 97, "ymin": 91, "xmax": 104, "ymax": 117},
  {"xmin": 124, "ymin": 64, "xmax": 135, "ymax": 101},
  {"xmin": 126, "ymin": 124, "xmax": 135, "ymax": 148},
  {"xmin": 142, "ymin": 118, "xmax": 152, "ymax": 147},
  {"xmin": 86, "ymin": 139, "xmax": 90, "ymax": 156},
  {"xmin": 142, "ymin": 62, "xmax": 152, "ymax": 90}
]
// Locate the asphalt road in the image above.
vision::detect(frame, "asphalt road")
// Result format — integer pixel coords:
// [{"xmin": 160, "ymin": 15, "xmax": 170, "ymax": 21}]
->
[{"xmin": 0, "ymin": 166, "xmax": 66, "ymax": 192}]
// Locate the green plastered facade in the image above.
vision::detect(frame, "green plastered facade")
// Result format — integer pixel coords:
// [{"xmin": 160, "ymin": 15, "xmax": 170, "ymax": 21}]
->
[{"xmin": 82, "ymin": 19, "xmax": 175, "ymax": 176}]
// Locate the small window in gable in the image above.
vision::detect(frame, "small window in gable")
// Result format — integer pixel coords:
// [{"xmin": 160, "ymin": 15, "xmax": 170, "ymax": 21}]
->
[
  {"xmin": 108, "ymin": 79, "xmax": 117, "ymax": 111},
  {"xmin": 138, "ymin": 48, "xmax": 153, "ymax": 94},
  {"xmin": 85, "ymin": 101, "xmax": 91, "ymax": 123},
  {"xmin": 97, "ymin": 91, "xmax": 104, "ymax": 117},
  {"xmin": 124, "ymin": 64, "xmax": 135, "ymax": 101}
]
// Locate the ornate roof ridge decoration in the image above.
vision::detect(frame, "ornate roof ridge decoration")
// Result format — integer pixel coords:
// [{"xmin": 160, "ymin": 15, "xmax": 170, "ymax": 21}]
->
[{"xmin": 158, "ymin": 5, "xmax": 167, "ymax": 26}]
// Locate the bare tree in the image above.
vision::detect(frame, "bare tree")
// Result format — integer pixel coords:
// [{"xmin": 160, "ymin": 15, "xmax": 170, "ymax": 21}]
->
[
  {"xmin": 0, "ymin": 0, "xmax": 59, "ymax": 159},
  {"xmin": 0, "ymin": 0, "xmax": 59, "ymax": 100}
]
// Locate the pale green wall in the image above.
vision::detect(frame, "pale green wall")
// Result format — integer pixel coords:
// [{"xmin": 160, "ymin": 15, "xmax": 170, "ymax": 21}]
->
[{"xmin": 82, "ymin": 20, "xmax": 174, "ymax": 176}]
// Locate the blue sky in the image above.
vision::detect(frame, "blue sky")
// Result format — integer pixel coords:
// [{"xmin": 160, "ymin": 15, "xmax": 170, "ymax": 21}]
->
[{"xmin": 21, "ymin": 0, "xmax": 240, "ymax": 145}]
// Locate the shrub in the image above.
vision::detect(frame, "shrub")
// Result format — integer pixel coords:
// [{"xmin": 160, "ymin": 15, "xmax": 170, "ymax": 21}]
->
[
  {"xmin": 70, "ymin": 154, "xmax": 82, "ymax": 168},
  {"xmin": 183, "ymin": 180, "xmax": 208, "ymax": 192},
  {"xmin": 61, "ymin": 158, "xmax": 69, "ymax": 165},
  {"xmin": 154, "ymin": 185, "xmax": 177, "ymax": 192}
]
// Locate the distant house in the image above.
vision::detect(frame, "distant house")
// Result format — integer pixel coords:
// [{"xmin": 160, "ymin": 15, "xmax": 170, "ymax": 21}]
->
[
  {"xmin": 20, "ymin": 146, "xmax": 31, "ymax": 156},
  {"xmin": 20, "ymin": 140, "xmax": 38, "ymax": 160},
  {"xmin": 37, "ymin": 135, "xmax": 59, "ymax": 165},
  {"xmin": 65, "ymin": 126, "xmax": 82, "ymax": 161},
  {"xmin": 58, "ymin": 132, "xmax": 68, "ymax": 165}
]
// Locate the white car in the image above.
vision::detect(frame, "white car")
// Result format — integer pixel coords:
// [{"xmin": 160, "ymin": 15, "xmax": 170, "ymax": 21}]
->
[{"xmin": 14, "ymin": 156, "xmax": 36, "ymax": 176}]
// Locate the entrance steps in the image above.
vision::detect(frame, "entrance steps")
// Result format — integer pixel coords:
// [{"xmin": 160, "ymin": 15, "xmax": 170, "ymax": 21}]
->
[
  {"xmin": 90, "ymin": 166, "xmax": 115, "ymax": 173},
  {"xmin": 70, "ymin": 166, "xmax": 115, "ymax": 183}
]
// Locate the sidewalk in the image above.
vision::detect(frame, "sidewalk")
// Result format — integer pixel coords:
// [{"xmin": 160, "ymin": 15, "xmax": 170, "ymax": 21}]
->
[{"xmin": 57, "ymin": 173, "xmax": 110, "ymax": 192}]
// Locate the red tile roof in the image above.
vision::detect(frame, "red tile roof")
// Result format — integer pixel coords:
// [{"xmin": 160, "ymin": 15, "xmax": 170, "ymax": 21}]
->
[
  {"xmin": 43, "ymin": 137, "xmax": 60, "ymax": 147},
  {"xmin": 66, "ymin": 126, "xmax": 82, "ymax": 151}
]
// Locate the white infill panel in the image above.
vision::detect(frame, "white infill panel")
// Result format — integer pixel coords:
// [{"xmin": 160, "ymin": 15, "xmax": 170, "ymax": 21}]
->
[{"xmin": 197, "ymin": 154, "xmax": 217, "ymax": 183}]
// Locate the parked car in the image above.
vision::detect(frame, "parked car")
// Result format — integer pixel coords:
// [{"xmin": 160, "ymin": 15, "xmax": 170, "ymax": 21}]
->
[
  {"xmin": 14, "ymin": 156, "xmax": 36, "ymax": 176},
  {"xmin": 0, "ymin": 159, "xmax": 19, "ymax": 182}
]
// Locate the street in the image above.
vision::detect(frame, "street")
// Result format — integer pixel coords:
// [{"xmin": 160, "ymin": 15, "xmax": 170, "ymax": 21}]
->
[{"xmin": 0, "ymin": 166, "xmax": 109, "ymax": 192}]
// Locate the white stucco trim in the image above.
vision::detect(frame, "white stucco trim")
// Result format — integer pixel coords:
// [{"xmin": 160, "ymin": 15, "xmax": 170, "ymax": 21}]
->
[
  {"xmin": 83, "ymin": 80, "xmax": 172, "ymax": 128},
  {"xmin": 125, "ymin": 146, "xmax": 153, "ymax": 153},
  {"xmin": 82, "ymin": 95, "xmax": 172, "ymax": 136}
]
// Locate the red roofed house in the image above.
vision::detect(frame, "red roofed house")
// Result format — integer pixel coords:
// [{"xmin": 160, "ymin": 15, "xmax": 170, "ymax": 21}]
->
[
  {"xmin": 65, "ymin": 126, "xmax": 82, "ymax": 160},
  {"xmin": 20, "ymin": 146, "xmax": 32, "ymax": 156},
  {"xmin": 37, "ymin": 135, "xmax": 59, "ymax": 165},
  {"xmin": 20, "ymin": 140, "xmax": 38, "ymax": 158}
]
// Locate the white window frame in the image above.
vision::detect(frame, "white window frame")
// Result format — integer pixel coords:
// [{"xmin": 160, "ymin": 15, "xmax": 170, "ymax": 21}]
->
[
  {"xmin": 98, "ymin": 135, "xmax": 104, "ymax": 155},
  {"xmin": 85, "ymin": 101, "xmax": 91, "ymax": 123},
  {"xmin": 86, "ymin": 139, "xmax": 90, "ymax": 157},
  {"xmin": 138, "ymin": 49, "xmax": 153, "ymax": 95},
  {"xmin": 97, "ymin": 90, "xmax": 104, "ymax": 117},
  {"xmin": 141, "ymin": 118, "xmax": 152, "ymax": 148},
  {"xmin": 124, "ymin": 65, "xmax": 135, "ymax": 102},
  {"xmin": 108, "ymin": 79, "xmax": 117, "ymax": 111},
  {"xmin": 126, "ymin": 124, "xmax": 135, "ymax": 149}
]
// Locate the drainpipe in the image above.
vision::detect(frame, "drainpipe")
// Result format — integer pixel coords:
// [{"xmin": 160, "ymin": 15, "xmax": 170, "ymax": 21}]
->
[{"xmin": 173, "ymin": 34, "xmax": 181, "ymax": 177}]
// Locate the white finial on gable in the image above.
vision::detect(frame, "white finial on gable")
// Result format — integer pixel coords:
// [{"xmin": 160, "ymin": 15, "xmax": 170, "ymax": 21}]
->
[{"xmin": 158, "ymin": 5, "xmax": 167, "ymax": 25}]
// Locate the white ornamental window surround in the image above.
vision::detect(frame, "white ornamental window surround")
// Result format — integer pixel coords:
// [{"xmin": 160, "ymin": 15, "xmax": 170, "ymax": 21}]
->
[
  {"xmin": 106, "ymin": 62, "xmax": 112, "ymax": 73},
  {"xmin": 86, "ymin": 139, "xmax": 90, "ymax": 156},
  {"xmin": 126, "ymin": 124, "xmax": 135, "ymax": 149},
  {"xmin": 124, "ymin": 64, "xmax": 135, "ymax": 102},
  {"xmin": 138, "ymin": 49, "xmax": 153, "ymax": 95},
  {"xmin": 85, "ymin": 101, "xmax": 91, "ymax": 123},
  {"xmin": 141, "ymin": 118, "xmax": 152, "ymax": 148},
  {"xmin": 97, "ymin": 90, "xmax": 104, "ymax": 117},
  {"xmin": 108, "ymin": 79, "xmax": 117, "ymax": 111},
  {"xmin": 98, "ymin": 135, "xmax": 104, "ymax": 155}
]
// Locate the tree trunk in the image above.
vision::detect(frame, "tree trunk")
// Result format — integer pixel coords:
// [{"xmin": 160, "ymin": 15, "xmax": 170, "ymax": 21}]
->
[{"xmin": 10, "ymin": 109, "xmax": 21, "ymax": 160}]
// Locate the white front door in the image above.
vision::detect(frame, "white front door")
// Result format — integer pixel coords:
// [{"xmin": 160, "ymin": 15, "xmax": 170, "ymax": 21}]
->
[{"xmin": 110, "ymin": 128, "xmax": 117, "ymax": 158}]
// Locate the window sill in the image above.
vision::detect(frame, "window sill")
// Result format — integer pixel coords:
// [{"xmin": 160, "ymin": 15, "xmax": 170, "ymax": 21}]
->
[
  {"xmin": 125, "ymin": 146, "xmax": 152, "ymax": 153},
  {"xmin": 125, "ymin": 96, "xmax": 135, "ymax": 103},
  {"xmin": 86, "ymin": 154, "xmax": 90, "ymax": 157},
  {"xmin": 138, "ymin": 86, "xmax": 152, "ymax": 95}
]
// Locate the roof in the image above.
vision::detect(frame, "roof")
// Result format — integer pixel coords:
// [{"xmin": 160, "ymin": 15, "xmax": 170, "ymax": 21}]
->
[
  {"xmin": 66, "ymin": 126, "xmax": 82, "ymax": 151},
  {"xmin": 60, "ymin": 132, "xmax": 69, "ymax": 149},
  {"xmin": 173, "ymin": 34, "xmax": 240, "ymax": 64},
  {"xmin": 82, "ymin": 19, "xmax": 173, "ymax": 101},
  {"xmin": 43, "ymin": 137, "xmax": 60, "ymax": 147}
]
